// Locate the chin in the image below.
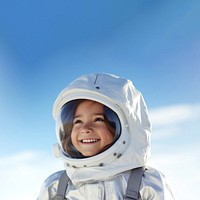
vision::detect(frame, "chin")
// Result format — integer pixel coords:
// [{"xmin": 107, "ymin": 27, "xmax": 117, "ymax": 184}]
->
[{"xmin": 81, "ymin": 152, "xmax": 98, "ymax": 157}]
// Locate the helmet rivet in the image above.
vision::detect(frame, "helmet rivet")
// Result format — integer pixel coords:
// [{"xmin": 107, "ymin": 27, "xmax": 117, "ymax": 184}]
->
[{"xmin": 117, "ymin": 153, "xmax": 122, "ymax": 158}]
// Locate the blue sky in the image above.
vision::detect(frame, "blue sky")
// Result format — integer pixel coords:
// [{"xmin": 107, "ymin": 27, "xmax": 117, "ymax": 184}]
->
[{"xmin": 0, "ymin": 0, "xmax": 200, "ymax": 199}]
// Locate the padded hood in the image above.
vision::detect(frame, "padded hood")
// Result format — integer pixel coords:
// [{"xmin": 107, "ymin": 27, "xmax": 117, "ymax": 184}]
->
[{"xmin": 52, "ymin": 73, "xmax": 151, "ymax": 187}]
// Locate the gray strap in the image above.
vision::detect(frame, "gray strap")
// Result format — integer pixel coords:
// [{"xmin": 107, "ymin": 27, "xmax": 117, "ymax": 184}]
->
[
  {"xmin": 54, "ymin": 170, "xmax": 69, "ymax": 200},
  {"xmin": 125, "ymin": 167, "xmax": 144, "ymax": 200}
]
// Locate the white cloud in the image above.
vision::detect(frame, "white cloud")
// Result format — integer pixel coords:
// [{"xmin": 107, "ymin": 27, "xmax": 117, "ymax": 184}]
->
[
  {"xmin": 149, "ymin": 104, "xmax": 200, "ymax": 139},
  {"xmin": 150, "ymin": 143, "xmax": 200, "ymax": 199},
  {"xmin": 149, "ymin": 103, "xmax": 200, "ymax": 199},
  {"xmin": 149, "ymin": 104, "xmax": 200, "ymax": 126},
  {"xmin": 0, "ymin": 151, "xmax": 63, "ymax": 200}
]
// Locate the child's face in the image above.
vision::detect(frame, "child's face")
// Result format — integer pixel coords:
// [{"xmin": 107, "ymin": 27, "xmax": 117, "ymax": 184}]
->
[{"xmin": 71, "ymin": 100, "xmax": 114, "ymax": 157}]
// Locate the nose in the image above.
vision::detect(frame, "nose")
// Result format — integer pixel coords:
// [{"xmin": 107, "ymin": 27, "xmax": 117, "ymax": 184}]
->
[{"xmin": 81, "ymin": 123, "xmax": 92, "ymax": 134}]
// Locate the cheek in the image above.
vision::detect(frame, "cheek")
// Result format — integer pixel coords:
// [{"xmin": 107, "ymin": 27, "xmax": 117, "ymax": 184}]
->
[
  {"xmin": 107, "ymin": 134, "xmax": 114, "ymax": 143},
  {"xmin": 71, "ymin": 130, "xmax": 77, "ymax": 145},
  {"xmin": 102, "ymin": 129, "xmax": 114, "ymax": 143}
]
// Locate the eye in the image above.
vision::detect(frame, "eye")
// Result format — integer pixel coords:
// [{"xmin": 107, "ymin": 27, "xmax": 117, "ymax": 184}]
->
[
  {"xmin": 94, "ymin": 117, "xmax": 105, "ymax": 122},
  {"xmin": 73, "ymin": 119, "xmax": 82, "ymax": 125}
]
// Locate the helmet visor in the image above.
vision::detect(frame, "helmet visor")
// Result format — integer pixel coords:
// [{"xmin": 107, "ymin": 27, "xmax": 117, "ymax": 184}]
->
[{"xmin": 56, "ymin": 99, "xmax": 121, "ymax": 158}]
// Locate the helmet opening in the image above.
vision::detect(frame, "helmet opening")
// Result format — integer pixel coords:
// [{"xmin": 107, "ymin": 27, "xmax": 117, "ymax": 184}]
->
[{"xmin": 57, "ymin": 99, "xmax": 121, "ymax": 158}]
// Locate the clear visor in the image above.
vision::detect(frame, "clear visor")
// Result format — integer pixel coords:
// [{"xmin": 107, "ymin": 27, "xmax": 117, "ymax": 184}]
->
[{"xmin": 56, "ymin": 99, "xmax": 121, "ymax": 158}]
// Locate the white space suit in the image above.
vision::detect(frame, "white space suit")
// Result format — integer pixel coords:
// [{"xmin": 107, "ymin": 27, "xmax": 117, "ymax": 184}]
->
[{"xmin": 38, "ymin": 73, "xmax": 175, "ymax": 200}]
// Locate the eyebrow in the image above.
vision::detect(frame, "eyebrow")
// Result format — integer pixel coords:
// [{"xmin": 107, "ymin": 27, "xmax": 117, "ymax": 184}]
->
[{"xmin": 74, "ymin": 113, "xmax": 104, "ymax": 119}]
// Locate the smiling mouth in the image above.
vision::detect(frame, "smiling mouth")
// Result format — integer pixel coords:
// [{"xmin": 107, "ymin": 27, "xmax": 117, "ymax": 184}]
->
[{"xmin": 80, "ymin": 139, "xmax": 100, "ymax": 143}]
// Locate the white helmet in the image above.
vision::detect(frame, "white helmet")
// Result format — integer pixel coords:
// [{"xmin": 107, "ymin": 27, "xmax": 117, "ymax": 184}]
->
[{"xmin": 52, "ymin": 73, "xmax": 151, "ymax": 169}]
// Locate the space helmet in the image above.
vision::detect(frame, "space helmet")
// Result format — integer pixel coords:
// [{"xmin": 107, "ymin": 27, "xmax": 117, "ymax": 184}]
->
[{"xmin": 52, "ymin": 73, "xmax": 151, "ymax": 168}]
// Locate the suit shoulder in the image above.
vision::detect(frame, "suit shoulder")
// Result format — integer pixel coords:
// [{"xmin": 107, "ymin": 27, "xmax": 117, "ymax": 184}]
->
[
  {"xmin": 43, "ymin": 170, "xmax": 65, "ymax": 187},
  {"xmin": 37, "ymin": 170, "xmax": 66, "ymax": 200}
]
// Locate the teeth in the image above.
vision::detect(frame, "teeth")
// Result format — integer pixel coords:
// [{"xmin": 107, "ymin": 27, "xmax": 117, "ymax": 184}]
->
[{"xmin": 82, "ymin": 139, "xmax": 98, "ymax": 143}]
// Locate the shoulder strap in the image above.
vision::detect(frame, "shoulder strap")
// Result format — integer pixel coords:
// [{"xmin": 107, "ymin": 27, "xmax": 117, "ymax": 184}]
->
[
  {"xmin": 53, "ymin": 167, "xmax": 144, "ymax": 200},
  {"xmin": 53, "ymin": 170, "xmax": 69, "ymax": 200},
  {"xmin": 125, "ymin": 167, "xmax": 145, "ymax": 200}
]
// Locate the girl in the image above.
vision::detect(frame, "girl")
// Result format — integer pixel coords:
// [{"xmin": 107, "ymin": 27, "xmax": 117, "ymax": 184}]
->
[{"xmin": 38, "ymin": 73, "xmax": 175, "ymax": 200}]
